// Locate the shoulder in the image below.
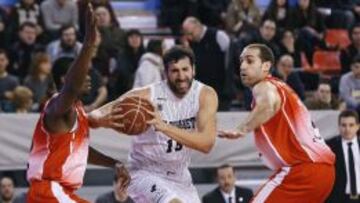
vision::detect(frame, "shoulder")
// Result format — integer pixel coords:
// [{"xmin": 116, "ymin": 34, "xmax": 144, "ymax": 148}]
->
[
  {"xmin": 253, "ymin": 80, "xmax": 278, "ymax": 94},
  {"xmin": 236, "ymin": 186, "xmax": 253, "ymax": 195},
  {"xmin": 199, "ymin": 84, "xmax": 218, "ymax": 108},
  {"xmin": 202, "ymin": 188, "xmax": 220, "ymax": 200},
  {"xmin": 326, "ymin": 136, "xmax": 341, "ymax": 147}
]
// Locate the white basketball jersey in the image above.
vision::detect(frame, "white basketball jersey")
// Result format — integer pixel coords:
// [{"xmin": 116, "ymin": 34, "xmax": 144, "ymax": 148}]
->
[{"xmin": 128, "ymin": 80, "xmax": 204, "ymax": 182}]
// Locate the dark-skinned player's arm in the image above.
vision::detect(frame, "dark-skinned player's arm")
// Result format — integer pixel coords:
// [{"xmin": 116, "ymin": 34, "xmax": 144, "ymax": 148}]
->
[
  {"xmin": 218, "ymin": 81, "xmax": 281, "ymax": 139},
  {"xmin": 88, "ymin": 146, "xmax": 130, "ymax": 188},
  {"xmin": 44, "ymin": 2, "xmax": 100, "ymax": 134},
  {"xmin": 147, "ymin": 86, "xmax": 218, "ymax": 153}
]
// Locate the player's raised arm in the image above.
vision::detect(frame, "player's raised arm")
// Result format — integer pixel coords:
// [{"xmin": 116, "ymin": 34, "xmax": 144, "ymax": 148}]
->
[
  {"xmin": 147, "ymin": 86, "xmax": 218, "ymax": 153},
  {"xmin": 44, "ymin": 2, "xmax": 100, "ymax": 132}
]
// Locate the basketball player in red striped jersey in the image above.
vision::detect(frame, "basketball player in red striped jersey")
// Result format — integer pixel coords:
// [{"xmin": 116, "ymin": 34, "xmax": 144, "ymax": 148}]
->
[
  {"xmin": 219, "ymin": 44, "xmax": 335, "ymax": 203},
  {"xmin": 26, "ymin": 2, "xmax": 130, "ymax": 202}
]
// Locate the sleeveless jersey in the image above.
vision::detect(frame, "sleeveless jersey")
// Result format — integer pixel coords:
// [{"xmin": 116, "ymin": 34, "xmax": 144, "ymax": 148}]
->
[
  {"xmin": 254, "ymin": 76, "xmax": 335, "ymax": 170},
  {"xmin": 128, "ymin": 80, "xmax": 204, "ymax": 182},
  {"xmin": 27, "ymin": 98, "xmax": 89, "ymax": 190}
]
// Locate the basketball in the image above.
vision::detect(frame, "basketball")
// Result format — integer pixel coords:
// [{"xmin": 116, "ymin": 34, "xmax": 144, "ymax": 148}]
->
[{"xmin": 116, "ymin": 96, "xmax": 154, "ymax": 135}]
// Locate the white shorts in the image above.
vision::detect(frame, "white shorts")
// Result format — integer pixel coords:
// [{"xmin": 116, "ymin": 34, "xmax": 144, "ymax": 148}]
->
[{"xmin": 128, "ymin": 170, "xmax": 201, "ymax": 203}]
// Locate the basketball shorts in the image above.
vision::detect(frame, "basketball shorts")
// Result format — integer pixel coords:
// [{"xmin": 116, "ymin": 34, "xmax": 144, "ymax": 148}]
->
[
  {"xmin": 27, "ymin": 180, "xmax": 89, "ymax": 203},
  {"xmin": 128, "ymin": 170, "xmax": 201, "ymax": 203},
  {"xmin": 251, "ymin": 163, "xmax": 335, "ymax": 203}
]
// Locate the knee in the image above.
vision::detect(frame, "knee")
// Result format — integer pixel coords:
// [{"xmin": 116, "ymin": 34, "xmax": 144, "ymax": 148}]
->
[{"xmin": 168, "ymin": 198, "xmax": 183, "ymax": 203}]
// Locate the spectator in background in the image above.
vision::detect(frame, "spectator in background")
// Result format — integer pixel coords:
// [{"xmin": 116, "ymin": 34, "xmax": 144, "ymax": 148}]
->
[
  {"xmin": 0, "ymin": 176, "xmax": 15, "ymax": 203},
  {"xmin": 8, "ymin": 22, "xmax": 44, "ymax": 80},
  {"xmin": 352, "ymin": 1, "xmax": 360, "ymax": 22},
  {"xmin": 23, "ymin": 53, "xmax": 54, "ymax": 111},
  {"xmin": 315, "ymin": 0, "xmax": 355, "ymax": 29},
  {"xmin": 158, "ymin": 0, "xmax": 198, "ymax": 36},
  {"xmin": 93, "ymin": 6, "xmax": 126, "ymax": 77},
  {"xmin": 341, "ymin": 23, "xmax": 360, "ymax": 74},
  {"xmin": 339, "ymin": 55, "xmax": 360, "ymax": 114},
  {"xmin": 8, "ymin": 86, "xmax": 34, "ymax": 113},
  {"xmin": 9, "ymin": 0, "xmax": 42, "ymax": 39},
  {"xmin": 305, "ymin": 80, "xmax": 342, "ymax": 110},
  {"xmin": 197, "ymin": 0, "xmax": 230, "ymax": 27},
  {"xmin": 110, "ymin": 29, "xmax": 145, "ymax": 99},
  {"xmin": 277, "ymin": 29, "xmax": 301, "ymax": 67},
  {"xmin": 0, "ymin": 7, "xmax": 8, "ymax": 49},
  {"xmin": 224, "ymin": 0, "xmax": 261, "ymax": 37},
  {"xmin": 40, "ymin": 0, "xmax": 78, "ymax": 40},
  {"xmin": 262, "ymin": 0, "xmax": 292, "ymax": 32},
  {"xmin": 292, "ymin": 0, "xmax": 327, "ymax": 65},
  {"xmin": 326, "ymin": 110, "xmax": 360, "ymax": 203},
  {"xmin": 133, "ymin": 39, "xmax": 164, "ymax": 88},
  {"xmin": 202, "ymin": 164, "xmax": 253, "ymax": 203},
  {"xmin": 274, "ymin": 54, "xmax": 305, "ymax": 100},
  {"xmin": 95, "ymin": 173, "xmax": 134, "ymax": 203},
  {"xmin": 182, "ymin": 16, "xmax": 232, "ymax": 110},
  {"xmin": 46, "ymin": 25, "xmax": 82, "ymax": 62},
  {"xmin": 77, "ymin": 0, "xmax": 118, "ymax": 38},
  {"xmin": 0, "ymin": 50, "xmax": 19, "ymax": 112}
]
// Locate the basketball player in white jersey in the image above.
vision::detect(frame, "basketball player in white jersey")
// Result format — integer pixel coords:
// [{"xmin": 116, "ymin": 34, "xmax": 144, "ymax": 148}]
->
[{"xmin": 93, "ymin": 46, "xmax": 218, "ymax": 203}]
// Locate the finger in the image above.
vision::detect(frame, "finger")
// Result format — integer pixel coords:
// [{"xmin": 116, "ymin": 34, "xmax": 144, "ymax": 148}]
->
[
  {"xmin": 111, "ymin": 122, "xmax": 124, "ymax": 129},
  {"xmin": 146, "ymin": 119, "xmax": 156, "ymax": 125},
  {"xmin": 145, "ymin": 109, "xmax": 156, "ymax": 119},
  {"xmin": 111, "ymin": 114, "xmax": 124, "ymax": 121}
]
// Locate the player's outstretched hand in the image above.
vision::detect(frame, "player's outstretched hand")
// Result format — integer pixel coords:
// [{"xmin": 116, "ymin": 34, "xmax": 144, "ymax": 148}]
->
[
  {"xmin": 146, "ymin": 108, "xmax": 167, "ymax": 132},
  {"xmin": 84, "ymin": 1, "xmax": 100, "ymax": 47},
  {"xmin": 218, "ymin": 130, "xmax": 245, "ymax": 139},
  {"xmin": 115, "ymin": 163, "xmax": 131, "ymax": 190},
  {"xmin": 88, "ymin": 106, "xmax": 124, "ymax": 130}
]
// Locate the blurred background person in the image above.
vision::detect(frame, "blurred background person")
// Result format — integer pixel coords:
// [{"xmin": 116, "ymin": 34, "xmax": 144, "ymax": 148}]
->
[
  {"xmin": 202, "ymin": 164, "xmax": 253, "ymax": 203},
  {"xmin": 46, "ymin": 25, "xmax": 82, "ymax": 63},
  {"xmin": 326, "ymin": 110, "xmax": 360, "ymax": 203},
  {"xmin": 95, "ymin": 173, "xmax": 134, "ymax": 203},
  {"xmin": 23, "ymin": 53, "xmax": 53, "ymax": 112},
  {"xmin": 0, "ymin": 176, "xmax": 15, "ymax": 203},
  {"xmin": 0, "ymin": 50, "xmax": 19, "ymax": 112},
  {"xmin": 8, "ymin": 86, "xmax": 34, "ymax": 113},
  {"xmin": 133, "ymin": 39, "xmax": 164, "ymax": 88},
  {"xmin": 305, "ymin": 80, "xmax": 342, "ymax": 110}
]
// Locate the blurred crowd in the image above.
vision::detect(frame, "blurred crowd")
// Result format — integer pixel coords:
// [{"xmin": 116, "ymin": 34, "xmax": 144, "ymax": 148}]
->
[{"xmin": 1, "ymin": 0, "xmax": 360, "ymax": 114}]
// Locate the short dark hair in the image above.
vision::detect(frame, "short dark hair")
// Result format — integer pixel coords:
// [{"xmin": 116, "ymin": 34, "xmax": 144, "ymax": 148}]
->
[
  {"xmin": 147, "ymin": 39, "xmax": 163, "ymax": 56},
  {"xmin": 163, "ymin": 46, "xmax": 195, "ymax": 71},
  {"xmin": 126, "ymin": 29, "xmax": 142, "ymax": 38},
  {"xmin": 217, "ymin": 164, "xmax": 233, "ymax": 172},
  {"xmin": 0, "ymin": 49, "xmax": 8, "ymax": 58},
  {"xmin": 338, "ymin": 110, "xmax": 359, "ymax": 124},
  {"xmin": 59, "ymin": 24, "xmax": 77, "ymax": 36},
  {"xmin": 52, "ymin": 57, "xmax": 75, "ymax": 90},
  {"xmin": 245, "ymin": 43, "xmax": 275, "ymax": 65},
  {"xmin": 19, "ymin": 21, "xmax": 37, "ymax": 32},
  {"xmin": 318, "ymin": 79, "xmax": 331, "ymax": 87}
]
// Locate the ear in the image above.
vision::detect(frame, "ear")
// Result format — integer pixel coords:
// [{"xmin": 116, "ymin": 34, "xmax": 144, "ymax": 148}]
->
[
  {"xmin": 262, "ymin": 61, "xmax": 272, "ymax": 73},
  {"xmin": 192, "ymin": 65, "xmax": 196, "ymax": 77}
]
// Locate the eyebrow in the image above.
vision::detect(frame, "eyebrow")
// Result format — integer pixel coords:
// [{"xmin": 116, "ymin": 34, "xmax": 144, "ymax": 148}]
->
[{"xmin": 239, "ymin": 55, "xmax": 255, "ymax": 61}]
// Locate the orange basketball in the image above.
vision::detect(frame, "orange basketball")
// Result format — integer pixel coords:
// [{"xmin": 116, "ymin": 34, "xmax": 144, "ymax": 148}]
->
[{"xmin": 117, "ymin": 96, "xmax": 154, "ymax": 135}]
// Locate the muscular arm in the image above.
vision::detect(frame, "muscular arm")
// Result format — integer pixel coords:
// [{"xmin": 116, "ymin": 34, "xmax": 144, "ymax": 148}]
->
[
  {"xmin": 44, "ymin": 3, "xmax": 99, "ymax": 133},
  {"xmin": 239, "ymin": 81, "xmax": 281, "ymax": 133},
  {"xmin": 153, "ymin": 86, "xmax": 218, "ymax": 153}
]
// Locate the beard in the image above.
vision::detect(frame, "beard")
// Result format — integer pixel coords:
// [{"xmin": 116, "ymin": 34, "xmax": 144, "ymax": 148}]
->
[
  {"xmin": 60, "ymin": 41, "xmax": 76, "ymax": 52},
  {"xmin": 168, "ymin": 78, "xmax": 193, "ymax": 97}
]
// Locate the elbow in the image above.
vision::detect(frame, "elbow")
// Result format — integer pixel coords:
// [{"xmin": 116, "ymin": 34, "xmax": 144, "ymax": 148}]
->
[{"xmin": 198, "ymin": 136, "xmax": 215, "ymax": 154}]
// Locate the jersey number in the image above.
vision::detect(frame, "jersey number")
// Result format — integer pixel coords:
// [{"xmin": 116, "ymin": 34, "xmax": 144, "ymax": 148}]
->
[{"xmin": 166, "ymin": 139, "xmax": 183, "ymax": 153}]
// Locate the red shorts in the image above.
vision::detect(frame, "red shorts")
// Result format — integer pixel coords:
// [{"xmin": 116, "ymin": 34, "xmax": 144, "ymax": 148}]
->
[
  {"xmin": 27, "ymin": 180, "xmax": 89, "ymax": 203},
  {"xmin": 251, "ymin": 163, "xmax": 335, "ymax": 203}
]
